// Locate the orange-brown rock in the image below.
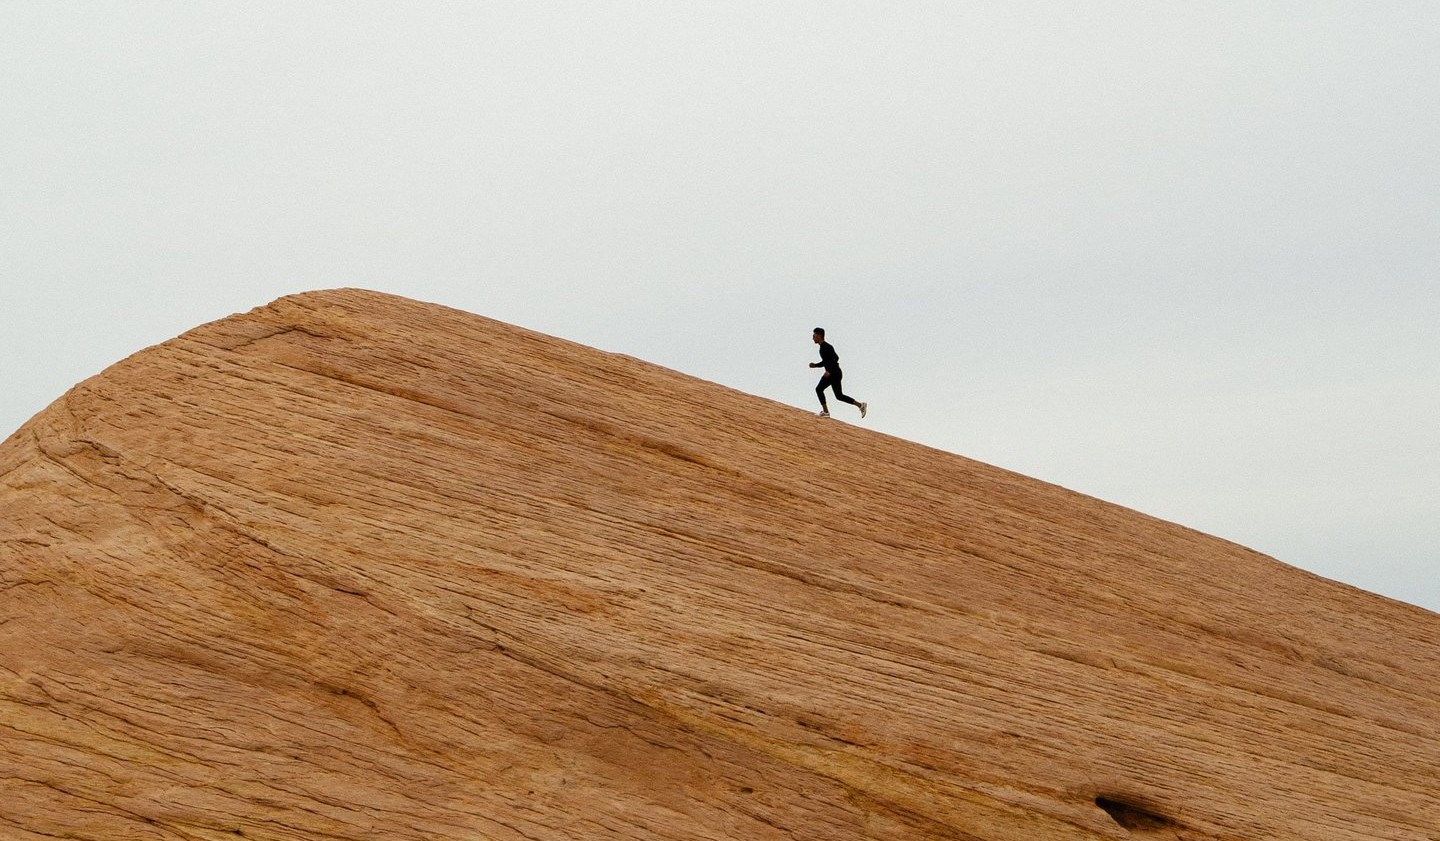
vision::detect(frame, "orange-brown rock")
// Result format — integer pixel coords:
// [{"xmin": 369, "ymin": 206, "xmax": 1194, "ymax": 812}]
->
[{"xmin": 3, "ymin": 289, "xmax": 1438, "ymax": 840}]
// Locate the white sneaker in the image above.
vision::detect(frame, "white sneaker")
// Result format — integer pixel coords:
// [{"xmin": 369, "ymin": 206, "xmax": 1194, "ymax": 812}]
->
[
  {"xmin": 859, "ymin": 402, "xmax": 868, "ymax": 418},
  {"xmin": 817, "ymin": 409, "xmax": 830, "ymax": 418}
]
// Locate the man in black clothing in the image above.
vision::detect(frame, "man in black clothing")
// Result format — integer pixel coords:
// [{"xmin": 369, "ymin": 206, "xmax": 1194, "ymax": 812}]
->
[{"xmin": 810, "ymin": 327, "xmax": 867, "ymax": 419}]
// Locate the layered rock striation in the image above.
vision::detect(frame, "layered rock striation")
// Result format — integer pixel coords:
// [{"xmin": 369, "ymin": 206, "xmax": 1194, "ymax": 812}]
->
[{"xmin": 3, "ymin": 289, "xmax": 1438, "ymax": 840}]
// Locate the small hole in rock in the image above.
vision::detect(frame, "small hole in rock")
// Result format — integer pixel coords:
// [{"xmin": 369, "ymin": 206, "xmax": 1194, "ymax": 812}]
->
[{"xmin": 1095, "ymin": 796, "xmax": 1175, "ymax": 831}]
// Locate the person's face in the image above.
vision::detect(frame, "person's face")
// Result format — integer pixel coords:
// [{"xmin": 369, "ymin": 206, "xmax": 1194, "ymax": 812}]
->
[{"xmin": 812, "ymin": 331, "xmax": 822, "ymax": 344}]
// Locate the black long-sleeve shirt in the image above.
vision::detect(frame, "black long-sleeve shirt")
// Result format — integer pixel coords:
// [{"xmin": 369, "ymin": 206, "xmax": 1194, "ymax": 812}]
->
[{"xmin": 816, "ymin": 341, "xmax": 841, "ymax": 376}]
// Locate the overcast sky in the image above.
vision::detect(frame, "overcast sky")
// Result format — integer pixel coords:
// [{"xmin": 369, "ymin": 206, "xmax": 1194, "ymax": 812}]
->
[{"xmin": 3, "ymin": 2, "xmax": 1437, "ymax": 613}]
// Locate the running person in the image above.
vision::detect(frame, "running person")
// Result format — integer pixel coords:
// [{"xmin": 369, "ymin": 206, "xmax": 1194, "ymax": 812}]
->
[{"xmin": 810, "ymin": 328, "xmax": 868, "ymax": 419}]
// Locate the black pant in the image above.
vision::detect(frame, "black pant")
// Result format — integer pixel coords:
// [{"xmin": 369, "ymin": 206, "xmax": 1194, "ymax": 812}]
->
[{"xmin": 817, "ymin": 371, "xmax": 859, "ymax": 408}]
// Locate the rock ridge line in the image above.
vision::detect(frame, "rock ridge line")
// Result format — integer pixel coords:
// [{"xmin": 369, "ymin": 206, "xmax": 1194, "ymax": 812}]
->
[{"xmin": 3, "ymin": 288, "xmax": 1438, "ymax": 840}]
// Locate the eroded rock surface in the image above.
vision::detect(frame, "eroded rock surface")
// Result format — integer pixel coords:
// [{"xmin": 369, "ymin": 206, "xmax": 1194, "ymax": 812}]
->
[{"xmin": 3, "ymin": 289, "xmax": 1438, "ymax": 840}]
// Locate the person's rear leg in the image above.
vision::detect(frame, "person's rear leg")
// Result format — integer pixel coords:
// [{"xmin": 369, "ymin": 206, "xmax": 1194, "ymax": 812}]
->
[{"xmin": 831, "ymin": 379, "xmax": 864, "ymax": 415}]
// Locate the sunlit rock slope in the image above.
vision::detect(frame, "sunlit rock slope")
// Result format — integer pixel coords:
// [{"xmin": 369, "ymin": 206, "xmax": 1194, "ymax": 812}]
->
[{"xmin": 3, "ymin": 289, "xmax": 1438, "ymax": 840}]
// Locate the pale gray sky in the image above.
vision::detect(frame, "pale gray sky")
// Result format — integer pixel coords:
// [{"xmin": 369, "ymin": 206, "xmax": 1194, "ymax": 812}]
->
[{"xmin": 3, "ymin": 2, "xmax": 1437, "ymax": 612}]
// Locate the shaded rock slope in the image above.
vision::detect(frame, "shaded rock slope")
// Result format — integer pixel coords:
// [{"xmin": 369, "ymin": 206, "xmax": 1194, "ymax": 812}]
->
[{"xmin": 3, "ymin": 289, "xmax": 1438, "ymax": 841}]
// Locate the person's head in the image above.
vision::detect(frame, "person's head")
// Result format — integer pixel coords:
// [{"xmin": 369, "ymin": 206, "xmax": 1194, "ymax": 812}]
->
[{"xmin": 812, "ymin": 327, "xmax": 825, "ymax": 344}]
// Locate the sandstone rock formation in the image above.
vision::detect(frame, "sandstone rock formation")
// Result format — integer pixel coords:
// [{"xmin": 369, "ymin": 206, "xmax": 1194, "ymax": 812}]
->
[{"xmin": 2, "ymin": 289, "xmax": 1438, "ymax": 840}]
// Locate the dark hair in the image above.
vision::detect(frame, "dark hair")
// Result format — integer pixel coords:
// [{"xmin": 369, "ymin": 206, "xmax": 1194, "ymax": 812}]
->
[{"xmin": 813, "ymin": 327, "xmax": 825, "ymax": 338}]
